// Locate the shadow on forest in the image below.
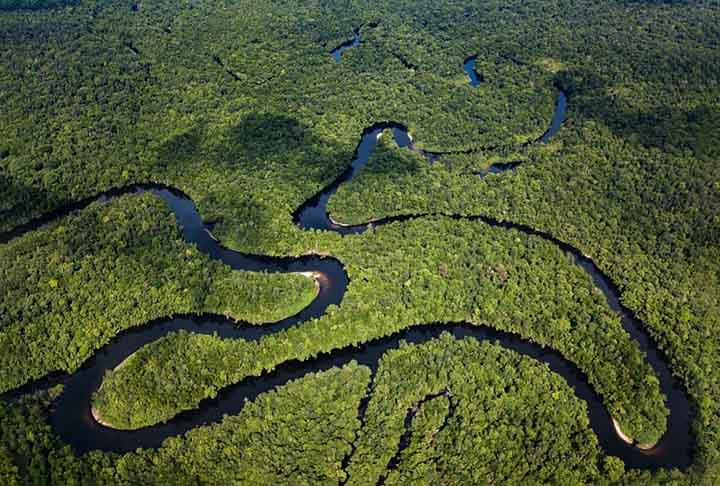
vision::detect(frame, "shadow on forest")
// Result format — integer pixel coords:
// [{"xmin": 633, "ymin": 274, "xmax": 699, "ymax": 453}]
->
[
  {"xmin": 555, "ymin": 69, "xmax": 720, "ymax": 160},
  {"xmin": 153, "ymin": 113, "xmax": 421, "ymax": 248},
  {"xmin": 156, "ymin": 113, "xmax": 423, "ymax": 193},
  {"xmin": 0, "ymin": 174, "xmax": 63, "ymax": 235},
  {"xmin": 218, "ymin": 113, "xmax": 316, "ymax": 164},
  {"xmin": 4, "ymin": 112, "xmax": 422, "ymax": 254},
  {"xmin": 154, "ymin": 126, "xmax": 207, "ymax": 172},
  {"xmin": 156, "ymin": 114, "xmax": 352, "ymax": 181},
  {"xmin": 0, "ymin": 0, "xmax": 78, "ymax": 11},
  {"xmin": 553, "ymin": 69, "xmax": 720, "ymax": 256},
  {"xmin": 366, "ymin": 133, "xmax": 427, "ymax": 176}
]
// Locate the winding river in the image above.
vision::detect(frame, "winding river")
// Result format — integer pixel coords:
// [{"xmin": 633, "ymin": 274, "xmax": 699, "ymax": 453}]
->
[
  {"xmin": 331, "ymin": 28, "xmax": 362, "ymax": 62},
  {"xmin": 0, "ymin": 59, "xmax": 692, "ymax": 473},
  {"xmin": 463, "ymin": 55, "xmax": 483, "ymax": 87}
]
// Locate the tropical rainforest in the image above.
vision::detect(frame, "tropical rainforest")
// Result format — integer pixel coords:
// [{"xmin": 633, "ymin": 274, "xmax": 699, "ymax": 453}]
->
[{"xmin": 0, "ymin": 0, "xmax": 719, "ymax": 484}]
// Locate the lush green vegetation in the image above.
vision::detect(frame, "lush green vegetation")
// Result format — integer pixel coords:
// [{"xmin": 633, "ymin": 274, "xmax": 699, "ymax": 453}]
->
[
  {"xmin": 94, "ymin": 216, "xmax": 665, "ymax": 444},
  {"xmin": 0, "ymin": 0, "xmax": 556, "ymax": 242},
  {"xmin": 0, "ymin": 0, "xmax": 76, "ymax": 11},
  {"xmin": 4, "ymin": 338, "xmax": 672, "ymax": 485},
  {"xmin": 0, "ymin": 193, "xmax": 317, "ymax": 392},
  {"xmin": 0, "ymin": 365, "xmax": 369, "ymax": 485},
  {"xmin": 1, "ymin": 0, "xmax": 719, "ymax": 483},
  {"xmin": 346, "ymin": 335, "xmax": 602, "ymax": 485},
  {"xmin": 114, "ymin": 364, "xmax": 371, "ymax": 486},
  {"xmin": 327, "ymin": 60, "xmax": 720, "ymax": 481}
]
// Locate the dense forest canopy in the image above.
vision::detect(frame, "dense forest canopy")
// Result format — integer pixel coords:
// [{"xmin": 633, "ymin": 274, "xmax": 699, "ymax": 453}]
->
[{"xmin": 0, "ymin": 0, "xmax": 718, "ymax": 484}]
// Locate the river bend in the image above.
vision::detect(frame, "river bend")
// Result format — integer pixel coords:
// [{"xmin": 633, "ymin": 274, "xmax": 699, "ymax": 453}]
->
[{"xmin": 0, "ymin": 65, "xmax": 691, "ymax": 471}]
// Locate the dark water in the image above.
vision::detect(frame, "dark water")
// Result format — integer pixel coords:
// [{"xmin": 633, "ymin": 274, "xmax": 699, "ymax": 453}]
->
[
  {"xmin": 331, "ymin": 29, "xmax": 361, "ymax": 63},
  {"xmin": 539, "ymin": 86, "xmax": 568, "ymax": 143},
  {"xmin": 0, "ymin": 65, "xmax": 692, "ymax": 471},
  {"xmin": 463, "ymin": 55, "xmax": 483, "ymax": 87}
]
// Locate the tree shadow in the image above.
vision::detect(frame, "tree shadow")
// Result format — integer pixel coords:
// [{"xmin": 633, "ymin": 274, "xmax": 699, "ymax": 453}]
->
[
  {"xmin": 152, "ymin": 113, "xmax": 421, "ymax": 248},
  {"xmin": 155, "ymin": 113, "xmax": 352, "ymax": 184},
  {"xmin": 554, "ymin": 68, "xmax": 720, "ymax": 160},
  {"xmin": 552, "ymin": 68, "xmax": 720, "ymax": 256},
  {"xmin": 210, "ymin": 113, "xmax": 347, "ymax": 183},
  {"xmin": 156, "ymin": 114, "xmax": 423, "ymax": 200},
  {"xmin": 215, "ymin": 113, "xmax": 315, "ymax": 161},
  {"xmin": 154, "ymin": 125, "xmax": 207, "ymax": 173},
  {"xmin": 0, "ymin": 0, "xmax": 78, "ymax": 11},
  {"xmin": 0, "ymin": 174, "xmax": 62, "ymax": 237}
]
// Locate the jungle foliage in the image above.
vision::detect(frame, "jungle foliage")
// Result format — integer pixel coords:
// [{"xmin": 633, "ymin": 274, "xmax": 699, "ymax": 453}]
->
[
  {"xmin": 0, "ymin": 194, "xmax": 317, "ymax": 392},
  {"xmin": 0, "ymin": 0, "xmax": 76, "ymax": 11},
  {"xmin": 345, "ymin": 335, "xmax": 603, "ymax": 485},
  {"xmin": 94, "ymin": 214, "xmax": 667, "ymax": 446},
  {"xmin": 1, "ymin": 338, "xmax": 655, "ymax": 486},
  {"xmin": 0, "ymin": 366, "xmax": 369, "ymax": 485},
  {"xmin": 1, "ymin": 0, "xmax": 719, "ymax": 484}
]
